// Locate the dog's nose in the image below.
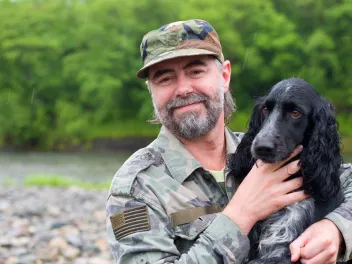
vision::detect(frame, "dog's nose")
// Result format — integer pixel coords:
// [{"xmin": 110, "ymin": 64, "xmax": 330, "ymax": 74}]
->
[{"xmin": 254, "ymin": 141, "xmax": 275, "ymax": 157}]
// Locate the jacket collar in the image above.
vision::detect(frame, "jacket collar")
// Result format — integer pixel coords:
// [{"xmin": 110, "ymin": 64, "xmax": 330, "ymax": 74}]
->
[{"xmin": 155, "ymin": 126, "xmax": 241, "ymax": 184}]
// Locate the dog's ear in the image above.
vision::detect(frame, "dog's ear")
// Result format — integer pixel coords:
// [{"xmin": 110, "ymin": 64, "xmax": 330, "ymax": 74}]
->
[
  {"xmin": 229, "ymin": 97, "xmax": 266, "ymax": 183},
  {"xmin": 300, "ymin": 98, "xmax": 342, "ymax": 202}
]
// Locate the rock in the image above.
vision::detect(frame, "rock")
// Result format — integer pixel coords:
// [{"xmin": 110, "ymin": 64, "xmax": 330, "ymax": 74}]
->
[
  {"xmin": 81, "ymin": 244, "xmax": 101, "ymax": 256},
  {"xmin": 66, "ymin": 234, "xmax": 83, "ymax": 248},
  {"xmin": 29, "ymin": 232, "xmax": 54, "ymax": 248},
  {"xmin": 11, "ymin": 219, "xmax": 31, "ymax": 237},
  {"xmin": 10, "ymin": 237, "xmax": 30, "ymax": 247},
  {"xmin": 0, "ymin": 186, "xmax": 114, "ymax": 263},
  {"xmin": 0, "ymin": 237, "xmax": 11, "ymax": 247},
  {"xmin": 51, "ymin": 221, "xmax": 70, "ymax": 229},
  {"xmin": 12, "ymin": 218, "xmax": 30, "ymax": 228},
  {"xmin": 94, "ymin": 210, "xmax": 106, "ymax": 222},
  {"xmin": 9, "ymin": 246, "xmax": 29, "ymax": 257},
  {"xmin": 59, "ymin": 225, "xmax": 80, "ymax": 236},
  {"xmin": 0, "ymin": 201, "xmax": 10, "ymax": 212},
  {"xmin": 62, "ymin": 246, "xmax": 80, "ymax": 259},
  {"xmin": 5, "ymin": 256, "xmax": 19, "ymax": 264},
  {"xmin": 28, "ymin": 225, "xmax": 37, "ymax": 234},
  {"xmin": 54, "ymin": 256, "xmax": 66, "ymax": 264},
  {"xmin": 13, "ymin": 202, "xmax": 46, "ymax": 217},
  {"xmin": 73, "ymin": 258, "xmax": 89, "ymax": 264},
  {"xmin": 96, "ymin": 238, "xmax": 109, "ymax": 252},
  {"xmin": 48, "ymin": 206, "xmax": 61, "ymax": 217},
  {"xmin": 35, "ymin": 246, "xmax": 59, "ymax": 261},
  {"xmin": 16, "ymin": 253, "xmax": 37, "ymax": 264},
  {"xmin": 0, "ymin": 247, "xmax": 9, "ymax": 263},
  {"xmin": 89, "ymin": 257, "xmax": 114, "ymax": 264},
  {"xmin": 49, "ymin": 237, "xmax": 68, "ymax": 250}
]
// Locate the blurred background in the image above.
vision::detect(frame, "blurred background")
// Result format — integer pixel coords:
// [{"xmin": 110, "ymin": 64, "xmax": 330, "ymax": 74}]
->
[
  {"xmin": 0, "ymin": 0, "xmax": 351, "ymax": 185},
  {"xmin": 0, "ymin": 1, "xmax": 351, "ymax": 263}
]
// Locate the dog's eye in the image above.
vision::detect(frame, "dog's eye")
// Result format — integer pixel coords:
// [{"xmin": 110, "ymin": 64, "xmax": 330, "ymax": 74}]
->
[
  {"xmin": 262, "ymin": 107, "xmax": 269, "ymax": 115},
  {"xmin": 290, "ymin": 110, "xmax": 301, "ymax": 118}
]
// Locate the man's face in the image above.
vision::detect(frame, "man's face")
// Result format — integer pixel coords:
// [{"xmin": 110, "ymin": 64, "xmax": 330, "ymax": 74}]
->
[{"xmin": 147, "ymin": 55, "xmax": 228, "ymax": 140}]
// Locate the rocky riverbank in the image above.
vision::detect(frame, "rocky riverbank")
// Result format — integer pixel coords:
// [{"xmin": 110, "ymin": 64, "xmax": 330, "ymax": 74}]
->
[{"xmin": 0, "ymin": 186, "xmax": 114, "ymax": 264}]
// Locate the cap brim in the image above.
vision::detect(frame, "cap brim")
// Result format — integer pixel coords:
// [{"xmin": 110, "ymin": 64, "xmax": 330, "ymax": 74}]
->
[{"xmin": 136, "ymin": 49, "xmax": 218, "ymax": 79}]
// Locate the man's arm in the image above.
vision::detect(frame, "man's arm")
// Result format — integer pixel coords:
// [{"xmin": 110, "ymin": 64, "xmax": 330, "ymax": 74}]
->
[
  {"xmin": 106, "ymin": 145, "xmax": 306, "ymax": 263},
  {"xmin": 290, "ymin": 163, "xmax": 352, "ymax": 263},
  {"xmin": 106, "ymin": 194, "xmax": 250, "ymax": 264},
  {"xmin": 326, "ymin": 163, "xmax": 352, "ymax": 261}
]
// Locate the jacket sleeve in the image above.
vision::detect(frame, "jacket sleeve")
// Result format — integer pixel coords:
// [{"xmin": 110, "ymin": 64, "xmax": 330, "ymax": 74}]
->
[
  {"xmin": 325, "ymin": 163, "xmax": 352, "ymax": 262},
  {"xmin": 106, "ymin": 194, "xmax": 250, "ymax": 264}
]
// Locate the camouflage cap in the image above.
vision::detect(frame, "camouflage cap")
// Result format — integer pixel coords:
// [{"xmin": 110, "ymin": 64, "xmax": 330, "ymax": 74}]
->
[{"xmin": 136, "ymin": 19, "xmax": 224, "ymax": 79}]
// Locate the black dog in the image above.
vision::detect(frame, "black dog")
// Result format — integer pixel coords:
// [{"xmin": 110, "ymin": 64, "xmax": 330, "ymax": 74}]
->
[{"xmin": 230, "ymin": 78, "xmax": 345, "ymax": 264}]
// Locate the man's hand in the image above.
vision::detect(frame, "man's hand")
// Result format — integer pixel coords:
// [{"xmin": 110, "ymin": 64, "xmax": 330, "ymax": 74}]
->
[
  {"xmin": 290, "ymin": 219, "xmax": 344, "ymax": 264},
  {"xmin": 223, "ymin": 145, "xmax": 308, "ymax": 234}
]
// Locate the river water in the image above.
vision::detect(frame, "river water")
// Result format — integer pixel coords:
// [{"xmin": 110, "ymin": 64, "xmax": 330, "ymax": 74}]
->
[
  {"xmin": 1, "ymin": 152, "xmax": 351, "ymax": 184},
  {"xmin": 0, "ymin": 151, "xmax": 132, "ymax": 184}
]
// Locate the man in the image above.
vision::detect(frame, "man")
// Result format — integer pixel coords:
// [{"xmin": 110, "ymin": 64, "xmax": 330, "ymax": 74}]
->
[{"xmin": 106, "ymin": 19, "xmax": 352, "ymax": 263}]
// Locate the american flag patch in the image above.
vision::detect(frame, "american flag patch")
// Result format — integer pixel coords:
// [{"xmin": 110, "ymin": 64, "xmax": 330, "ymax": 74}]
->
[{"xmin": 110, "ymin": 205, "xmax": 150, "ymax": 240}]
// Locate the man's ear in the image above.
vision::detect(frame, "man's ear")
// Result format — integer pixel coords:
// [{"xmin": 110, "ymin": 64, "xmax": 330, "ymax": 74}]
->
[
  {"xmin": 145, "ymin": 80, "xmax": 151, "ymax": 93},
  {"xmin": 222, "ymin": 60, "xmax": 231, "ymax": 93}
]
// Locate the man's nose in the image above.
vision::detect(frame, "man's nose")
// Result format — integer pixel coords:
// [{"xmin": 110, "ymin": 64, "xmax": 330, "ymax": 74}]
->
[{"xmin": 174, "ymin": 74, "xmax": 194, "ymax": 97}]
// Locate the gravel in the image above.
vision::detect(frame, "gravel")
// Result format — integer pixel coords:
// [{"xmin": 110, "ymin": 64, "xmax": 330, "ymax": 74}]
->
[{"xmin": 0, "ymin": 186, "xmax": 114, "ymax": 264}]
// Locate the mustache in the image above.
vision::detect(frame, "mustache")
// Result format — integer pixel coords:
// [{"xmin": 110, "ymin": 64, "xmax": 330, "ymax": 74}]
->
[{"xmin": 166, "ymin": 93, "xmax": 209, "ymax": 111}]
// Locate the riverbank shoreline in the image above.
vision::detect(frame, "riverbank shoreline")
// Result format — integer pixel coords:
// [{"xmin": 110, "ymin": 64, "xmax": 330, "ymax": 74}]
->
[
  {"xmin": 2, "ymin": 136, "xmax": 352, "ymax": 153},
  {"xmin": 0, "ymin": 186, "xmax": 113, "ymax": 264}
]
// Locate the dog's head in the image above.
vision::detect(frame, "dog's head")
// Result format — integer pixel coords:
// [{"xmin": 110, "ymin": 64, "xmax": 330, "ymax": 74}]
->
[
  {"xmin": 252, "ymin": 78, "xmax": 320, "ymax": 162},
  {"xmin": 232, "ymin": 78, "xmax": 342, "ymax": 201}
]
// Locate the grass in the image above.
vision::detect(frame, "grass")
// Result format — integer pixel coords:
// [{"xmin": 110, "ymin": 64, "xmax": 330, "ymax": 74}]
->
[
  {"xmin": 17, "ymin": 174, "xmax": 111, "ymax": 190},
  {"xmin": 3, "ymin": 177, "xmax": 16, "ymax": 186},
  {"xmin": 88, "ymin": 120, "xmax": 161, "ymax": 139}
]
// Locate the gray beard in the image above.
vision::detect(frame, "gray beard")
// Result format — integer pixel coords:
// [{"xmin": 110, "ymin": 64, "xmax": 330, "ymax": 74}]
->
[{"xmin": 154, "ymin": 85, "xmax": 224, "ymax": 140}]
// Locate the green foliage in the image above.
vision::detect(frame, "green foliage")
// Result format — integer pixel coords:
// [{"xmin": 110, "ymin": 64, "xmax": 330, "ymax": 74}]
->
[
  {"xmin": 228, "ymin": 111, "xmax": 251, "ymax": 133},
  {"xmin": 0, "ymin": 0, "xmax": 351, "ymax": 149},
  {"xmin": 23, "ymin": 173, "xmax": 111, "ymax": 190},
  {"xmin": 88, "ymin": 121, "xmax": 161, "ymax": 139},
  {"xmin": 24, "ymin": 174, "xmax": 77, "ymax": 187},
  {"xmin": 2, "ymin": 177, "xmax": 15, "ymax": 186}
]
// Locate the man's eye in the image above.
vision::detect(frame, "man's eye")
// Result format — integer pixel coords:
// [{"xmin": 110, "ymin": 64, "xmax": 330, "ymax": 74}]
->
[
  {"xmin": 192, "ymin": 70, "xmax": 203, "ymax": 74},
  {"xmin": 160, "ymin": 77, "xmax": 170, "ymax": 82},
  {"xmin": 158, "ymin": 76, "xmax": 172, "ymax": 85},
  {"xmin": 189, "ymin": 69, "xmax": 205, "ymax": 76}
]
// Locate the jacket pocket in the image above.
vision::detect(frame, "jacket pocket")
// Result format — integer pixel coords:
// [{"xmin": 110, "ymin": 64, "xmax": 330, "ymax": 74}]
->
[
  {"xmin": 172, "ymin": 213, "xmax": 218, "ymax": 254},
  {"xmin": 173, "ymin": 213, "xmax": 218, "ymax": 240}
]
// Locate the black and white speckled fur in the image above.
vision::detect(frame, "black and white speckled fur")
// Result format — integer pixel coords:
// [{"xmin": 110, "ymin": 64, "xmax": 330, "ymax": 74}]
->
[
  {"xmin": 229, "ymin": 78, "xmax": 345, "ymax": 264},
  {"xmin": 255, "ymin": 199, "xmax": 314, "ymax": 259}
]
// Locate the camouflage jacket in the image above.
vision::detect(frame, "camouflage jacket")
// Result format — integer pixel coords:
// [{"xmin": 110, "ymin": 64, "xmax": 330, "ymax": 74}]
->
[{"xmin": 106, "ymin": 126, "xmax": 352, "ymax": 263}]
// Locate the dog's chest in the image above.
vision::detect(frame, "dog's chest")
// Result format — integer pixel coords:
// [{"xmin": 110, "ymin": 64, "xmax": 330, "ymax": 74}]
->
[{"xmin": 253, "ymin": 198, "xmax": 315, "ymax": 259}]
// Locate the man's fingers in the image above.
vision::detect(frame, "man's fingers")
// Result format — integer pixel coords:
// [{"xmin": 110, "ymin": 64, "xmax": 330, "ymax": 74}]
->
[
  {"xmin": 282, "ymin": 190, "xmax": 309, "ymax": 208},
  {"xmin": 300, "ymin": 237, "xmax": 326, "ymax": 260},
  {"xmin": 278, "ymin": 177, "xmax": 304, "ymax": 194},
  {"xmin": 301, "ymin": 251, "xmax": 335, "ymax": 264},
  {"xmin": 290, "ymin": 232, "xmax": 309, "ymax": 262},
  {"xmin": 255, "ymin": 145, "xmax": 303, "ymax": 173},
  {"xmin": 275, "ymin": 159, "xmax": 301, "ymax": 182}
]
